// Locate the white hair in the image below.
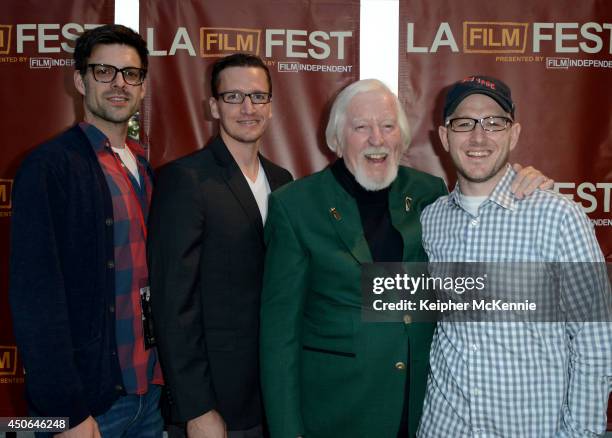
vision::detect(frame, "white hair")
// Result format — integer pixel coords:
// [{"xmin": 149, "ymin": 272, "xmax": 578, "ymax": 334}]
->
[{"xmin": 325, "ymin": 79, "xmax": 411, "ymax": 155}]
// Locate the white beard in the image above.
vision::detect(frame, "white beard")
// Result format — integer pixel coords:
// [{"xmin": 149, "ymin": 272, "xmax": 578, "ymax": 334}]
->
[{"xmin": 352, "ymin": 147, "xmax": 399, "ymax": 191}]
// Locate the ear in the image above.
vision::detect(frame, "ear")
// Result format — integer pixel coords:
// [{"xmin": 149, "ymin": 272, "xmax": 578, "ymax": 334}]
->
[
  {"xmin": 139, "ymin": 77, "xmax": 147, "ymax": 99},
  {"xmin": 74, "ymin": 71, "xmax": 86, "ymax": 96},
  {"xmin": 209, "ymin": 96, "xmax": 220, "ymax": 120},
  {"xmin": 508, "ymin": 122, "xmax": 521, "ymax": 152},
  {"xmin": 331, "ymin": 133, "xmax": 343, "ymax": 158},
  {"xmin": 438, "ymin": 125, "xmax": 450, "ymax": 152}
]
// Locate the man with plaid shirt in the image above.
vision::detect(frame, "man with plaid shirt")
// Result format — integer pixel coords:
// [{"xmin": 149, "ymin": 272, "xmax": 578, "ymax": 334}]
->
[
  {"xmin": 417, "ymin": 75, "xmax": 612, "ymax": 437},
  {"xmin": 10, "ymin": 25, "xmax": 163, "ymax": 437}
]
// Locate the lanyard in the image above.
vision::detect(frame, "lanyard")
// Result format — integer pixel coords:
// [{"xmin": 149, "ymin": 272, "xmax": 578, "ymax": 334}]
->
[{"xmin": 109, "ymin": 146, "xmax": 148, "ymax": 241}]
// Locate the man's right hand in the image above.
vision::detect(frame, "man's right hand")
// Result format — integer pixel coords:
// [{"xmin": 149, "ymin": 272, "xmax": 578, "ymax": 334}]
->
[
  {"xmin": 55, "ymin": 416, "xmax": 100, "ymax": 438},
  {"xmin": 187, "ymin": 410, "xmax": 227, "ymax": 438}
]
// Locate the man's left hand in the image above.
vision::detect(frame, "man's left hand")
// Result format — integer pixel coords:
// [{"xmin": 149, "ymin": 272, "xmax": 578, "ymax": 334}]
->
[{"xmin": 511, "ymin": 163, "xmax": 554, "ymax": 199}]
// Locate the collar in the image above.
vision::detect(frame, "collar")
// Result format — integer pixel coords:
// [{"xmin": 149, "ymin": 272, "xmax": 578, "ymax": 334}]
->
[
  {"xmin": 331, "ymin": 158, "xmax": 390, "ymax": 204},
  {"xmin": 78, "ymin": 121, "xmax": 146, "ymax": 159},
  {"xmin": 447, "ymin": 164, "xmax": 518, "ymax": 212},
  {"xmin": 208, "ymin": 135, "xmax": 291, "ymax": 193}
]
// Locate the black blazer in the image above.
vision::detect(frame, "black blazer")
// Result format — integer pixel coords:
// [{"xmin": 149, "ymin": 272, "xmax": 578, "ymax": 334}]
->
[{"xmin": 147, "ymin": 136, "xmax": 292, "ymax": 430}]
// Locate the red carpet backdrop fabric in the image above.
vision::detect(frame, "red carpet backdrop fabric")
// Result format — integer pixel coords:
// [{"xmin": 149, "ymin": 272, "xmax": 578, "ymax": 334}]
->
[
  {"xmin": 0, "ymin": 0, "xmax": 114, "ymax": 416},
  {"xmin": 398, "ymin": 0, "xmax": 611, "ymax": 261},
  {"xmin": 140, "ymin": 0, "xmax": 360, "ymax": 177}
]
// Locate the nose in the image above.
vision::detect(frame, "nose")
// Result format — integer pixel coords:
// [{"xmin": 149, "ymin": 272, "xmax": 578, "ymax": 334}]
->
[
  {"xmin": 369, "ymin": 125, "xmax": 383, "ymax": 146},
  {"xmin": 240, "ymin": 95, "xmax": 256, "ymax": 114},
  {"xmin": 111, "ymin": 71, "xmax": 127, "ymax": 88},
  {"xmin": 469, "ymin": 122, "xmax": 487, "ymax": 142}
]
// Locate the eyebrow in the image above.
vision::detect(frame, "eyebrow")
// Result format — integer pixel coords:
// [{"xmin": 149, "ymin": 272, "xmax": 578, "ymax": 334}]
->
[
  {"xmin": 452, "ymin": 114, "xmax": 508, "ymax": 118},
  {"xmin": 222, "ymin": 89, "xmax": 269, "ymax": 93}
]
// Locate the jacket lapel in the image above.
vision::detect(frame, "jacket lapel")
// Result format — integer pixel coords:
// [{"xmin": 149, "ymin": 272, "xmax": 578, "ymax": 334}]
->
[
  {"xmin": 388, "ymin": 176, "xmax": 421, "ymax": 261},
  {"xmin": 210, "ymin": 137, "xmax": 264, "ymax": 237},
  {"xmin": 323, "ymin": 169, "xmax": 372, "ymax": 264},
  {"xmin": 260, "ymin": 154, "xmax": 285, "ymax": 191}
]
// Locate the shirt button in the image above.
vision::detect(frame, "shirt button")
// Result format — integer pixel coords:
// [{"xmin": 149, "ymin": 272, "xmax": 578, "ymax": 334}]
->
[
  {"xmin": 471, "ymin": 344, "xmax": 479, "ymax": 352},
  {"xmin": 470, "ymin": 218, "xmax": 479, "ymax": 226},
  {"xmin": 395, "ymin": 361, "xmax": 406, "ymax": 370},
  {"xmin": 403, "ymin": 314, "xmax": 412, "ymax": 324},
  {"xmin": 107, "ymin": 260, "xmax": 115, "ymax": 269},
  {"xmin": 473, "ymin": 388, "xmax": 481, "ymax": 396},
  {"xmin": 105, "ymin": 218, "xmax": 114, "ymax": 226}
]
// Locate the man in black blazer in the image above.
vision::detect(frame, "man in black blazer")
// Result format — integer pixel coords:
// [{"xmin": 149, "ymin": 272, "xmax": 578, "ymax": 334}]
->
[{"xmin": 147, "ymin": 54, "xmax": 292, "ymax": 438}]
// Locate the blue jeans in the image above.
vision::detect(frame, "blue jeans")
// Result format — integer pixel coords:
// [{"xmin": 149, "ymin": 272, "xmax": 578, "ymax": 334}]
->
[
  {"xmin": 95, "ymin": 384, "xmax": 163, "ymax": 438},
  {"xmin": 33, "ymin": 385, "xmax": 162, "ymax": 438}
]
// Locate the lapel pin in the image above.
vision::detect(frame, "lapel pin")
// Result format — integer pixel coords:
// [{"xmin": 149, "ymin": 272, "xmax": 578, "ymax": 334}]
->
[
  {"xmin": 405, "ymin": 196, "xmax": 413, "ymax": 212},
  {"xmin": 330, "ymin": 207, "xmax": 341, "ymax": 221}
]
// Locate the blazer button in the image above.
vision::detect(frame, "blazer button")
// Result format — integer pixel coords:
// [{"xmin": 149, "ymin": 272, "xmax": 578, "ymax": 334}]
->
[
  {"xmin": 115, "ymin": 384, "xmax": 123, "ymax": 391},
  {"xmin": 109, "ymin": 305, "xmax": 115, "ymax": 313},
  {"xmin": 105, "ymin": 218, "xmax": 114, "ymax": 226},
  {"xmin": 395, "ymin": 361, "xmax": 406, "ymax": 370},
  {"xmin": 107, "ymin": 260, "xmax": 115, "ymax": 269},
  {"xmin": 403, "ymin": 314, "xmax": 412, "ymax": 324}
]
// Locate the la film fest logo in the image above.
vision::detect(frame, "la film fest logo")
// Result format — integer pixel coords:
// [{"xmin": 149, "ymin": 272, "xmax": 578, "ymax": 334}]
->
[
  {"xmin": 554, "ymin": 182, "xmax": 612, "ymax": 227},
  {"xmin": 406, "ymin": 20, "xmax": 612, "ymax": 69},
  {"xmin": 0, "ymin": 23, "xmax": 100, "ymax": 68},
  {"xmin": 199, "ymin": 27, "xmax": 261, "ymax": 57},
  {"xmin": 462, "ymin": 22, "xmax": 529, "ymax": 54},
  {"xmin": 146, "ymin": 26, "xmax": 354, "ymax": 73},
  {"xmin": 0, "ymin": 345, "xmax": 18, "ymax": 376}
]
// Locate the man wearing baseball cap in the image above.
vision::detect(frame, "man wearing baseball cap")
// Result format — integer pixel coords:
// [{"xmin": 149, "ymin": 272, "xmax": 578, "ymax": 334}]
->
[{"xmin": 417, "ymin": 75, "xmax": 612, "ymax": 436}]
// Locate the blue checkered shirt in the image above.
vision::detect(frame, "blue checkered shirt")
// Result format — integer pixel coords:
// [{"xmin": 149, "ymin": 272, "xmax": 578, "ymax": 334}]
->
[{"xmin": 417, "ymin": 165, "xmax": 612, "ymax": 437}]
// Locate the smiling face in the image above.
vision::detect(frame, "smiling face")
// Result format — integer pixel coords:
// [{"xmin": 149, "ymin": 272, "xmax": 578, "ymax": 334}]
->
[
  {"xmin": 209, "ymin": 66, "xmax": 272, "ymax": 149},
  {"xmin": 339, "ymin": 90, "xmax": 403, "ymax": 191},
  {"xmin": 74, "ymin": 43, "xmax": 146, "ymax": 130},
  {"xmin": 439, "ymin": 93, "xmax": 521, "ymax": 196}
]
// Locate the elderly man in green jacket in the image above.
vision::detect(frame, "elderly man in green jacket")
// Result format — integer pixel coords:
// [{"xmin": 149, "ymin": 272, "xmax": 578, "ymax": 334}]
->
[{"xmin": 260, "ymin": 79, "xmax": 548, "ymax": 438}]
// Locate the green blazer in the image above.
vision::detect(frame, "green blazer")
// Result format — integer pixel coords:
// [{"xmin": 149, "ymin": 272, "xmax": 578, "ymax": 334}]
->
[{"xmin": 260, "ymin": 165, "xmax": 447, "ymax": 437}]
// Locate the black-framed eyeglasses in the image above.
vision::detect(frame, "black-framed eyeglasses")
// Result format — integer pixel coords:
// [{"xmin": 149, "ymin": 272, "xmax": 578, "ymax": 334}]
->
[
  {"xmin": 218, "ymin": 91, "xmax": 272, "ymax": 104},
  {"xmin": 87, "ymin": 64, "xmax": 147, "ymax": 86},
  {"xmin": 446, "ymin": 116, "xmax": 513, "ymax": 132}
]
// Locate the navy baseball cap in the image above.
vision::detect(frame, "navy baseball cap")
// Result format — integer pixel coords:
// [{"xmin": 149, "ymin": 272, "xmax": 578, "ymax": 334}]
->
[{"xmin": 443, "ymin": 75, "xmax": 515, "ymax": 120}]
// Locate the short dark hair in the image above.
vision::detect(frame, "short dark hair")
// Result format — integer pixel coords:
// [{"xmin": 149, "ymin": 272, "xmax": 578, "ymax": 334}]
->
[
  {"xmin": 74, "ymin": 24, "xmax": 148, "ymax": 75},
  {"xmin": 210, "ymin": 53, "xmax": 272, "ymax": 98}
]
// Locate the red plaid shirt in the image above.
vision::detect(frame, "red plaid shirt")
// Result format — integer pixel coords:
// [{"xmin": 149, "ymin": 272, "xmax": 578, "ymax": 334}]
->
[{"xmin": 80, "ymin": 122, "xmax": 163, "ymax": 394}]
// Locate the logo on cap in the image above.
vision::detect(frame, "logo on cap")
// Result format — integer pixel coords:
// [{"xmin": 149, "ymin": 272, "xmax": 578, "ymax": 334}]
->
[{"xmin": 443, "ymin": 75, "xmax": 514, "ymax": 120}]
